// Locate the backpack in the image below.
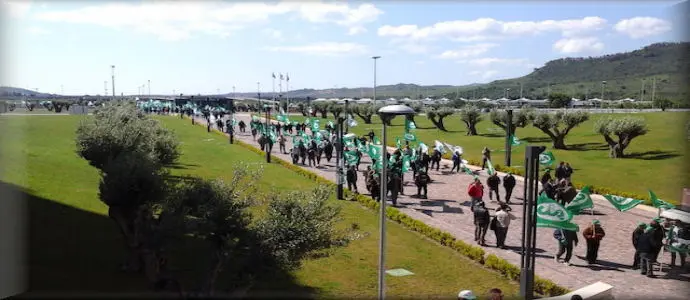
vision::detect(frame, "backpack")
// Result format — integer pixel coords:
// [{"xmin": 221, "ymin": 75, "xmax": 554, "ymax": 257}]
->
[
  {"xmin": 489, "ymin": 216, "xmax": 498, "ymax": 231},
  {"xmin": 468, "ymin": 184, "xmax": 482, "ymax": 198}
]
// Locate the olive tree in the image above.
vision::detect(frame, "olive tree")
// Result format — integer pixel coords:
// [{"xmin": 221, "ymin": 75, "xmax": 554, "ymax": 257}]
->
[
  {"xmin": 459, "ymin": 106, "xmax": 483, "ymax": 136},
  {"xmin": 548, "ymin": 93, "xmax": 572, "ymax": 108},
  {"xmin": 593, "ymin": 116, "xmax": 649, "ymax": 158},
  {"xmin": 329, "ymin": 104, "xmax": 344, "ymax": 119},
  {"xmin": 313, "ymin": 102, "xmax": 329, "ymax": 118},
  {"xmin": 351, "ymin": 104, "xmax": 377, "ymax": 124},
  {"xmin": 425, "ymin": 107, "xmax": 455, "ymax": 131},
  {"xmin": 531, "ymin": 111, "xmax": 589, "ymax": 149},
  {"xmin": 489, "ymin": 109, "xmax": 532, "ymax": 136},
  {"xmin": 297, "ymin": 103, "xmax": 308, "ymax": 116}
]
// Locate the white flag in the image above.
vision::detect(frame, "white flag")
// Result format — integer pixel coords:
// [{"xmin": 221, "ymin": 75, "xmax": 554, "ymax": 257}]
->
[
  {"xmin": 434, "ymin": 140, "xmax": 446, "ymax": 153},
  {"xmin": 347, "ymin": 114, "xmax": 358, "ymax": 127}
]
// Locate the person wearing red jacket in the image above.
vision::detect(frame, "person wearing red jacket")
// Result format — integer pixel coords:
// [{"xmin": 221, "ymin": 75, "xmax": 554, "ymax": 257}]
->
[
  {"xmin": 468, "ymin": 176, "xmax": 484, "ymax": 211},
  {"xmin": 583, "ymin": 219, "xmax": 606, "ymax": 264}
]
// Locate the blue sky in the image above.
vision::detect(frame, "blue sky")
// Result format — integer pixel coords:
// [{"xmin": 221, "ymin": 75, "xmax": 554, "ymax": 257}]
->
[{"xmin": 1, "ymin": 1, "xmax": 684, "ymax": 96}]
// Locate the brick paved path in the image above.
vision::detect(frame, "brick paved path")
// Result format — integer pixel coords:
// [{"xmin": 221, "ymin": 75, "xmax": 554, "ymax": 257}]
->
[{"xmin": 192, "ymin": 113, "xmax": 689, "ymax": 299}]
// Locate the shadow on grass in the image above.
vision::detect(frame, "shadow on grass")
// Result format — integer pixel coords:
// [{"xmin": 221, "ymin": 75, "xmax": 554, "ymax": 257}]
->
[
  {"xmin": 0, "ymin": 181, "xmax": 318, "ymax": 298},
  {"xmin": 480, "ymin": 133, "xmax": 503, "ymax": 138},
  {"xmin": 625, "ymin": 150, "xmax": 681, "ymax": 161},
  {"xmin": 568, "ymin": 142, "xmax": 609, "ymax": 152},
  {"xmin": 521, "ymin": 137, "xmax": 552, "ymax": 143},
  {"xmin": 167, "ymin": 163, "xmax": 201, "ymax": 170}
]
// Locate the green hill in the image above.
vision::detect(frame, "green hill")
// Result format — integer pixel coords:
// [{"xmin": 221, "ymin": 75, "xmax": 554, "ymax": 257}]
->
[{"xmin": 456, "ymin": 42, "xmax": 689, "ymax": 102}]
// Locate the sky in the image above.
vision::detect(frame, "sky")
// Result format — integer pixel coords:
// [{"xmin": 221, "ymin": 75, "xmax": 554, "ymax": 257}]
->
[{"xmin": 0, "ymin": 1, "xmax": 686, "ymax": 96}]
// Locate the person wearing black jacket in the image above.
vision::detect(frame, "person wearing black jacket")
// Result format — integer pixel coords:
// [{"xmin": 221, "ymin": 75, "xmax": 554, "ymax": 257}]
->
[
  {"xmin": 632, "ymin": 222, "xmax": 646, "ymax": 269},
  {"xmin": 637, "ymin": 225, "xmax": 657, "ymax": 277},
  {"xmin": 555, "ymin": 229, "xmax": 578, "ymax": 265},
  {"xmin": 487, "ymin": 173, "xmax": 501, "ymax": 201},
  {"xmin": 650, "ymin": 218, "xmax": 665, "ymax": 261},
  {"xmin": 473, "ymin": 201, "xmax": 491, "ymax": 246},
  {"xmin": 540, "ymin": 168, "xmax": 552, "ymax": 186},
  {"xmin": 555, "ymin": 162, "xmax": 566, "ymax": 181},
  {"xmin": 346, "ymin": 165, "xmax": 358, "ymax": 193},
  {"xmin": 503, "ymin": 172, "xmax": 516, "ymax": 204}
]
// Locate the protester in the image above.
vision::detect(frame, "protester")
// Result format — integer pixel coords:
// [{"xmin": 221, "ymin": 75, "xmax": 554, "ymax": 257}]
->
[
  {"xmin": 555, "ymin": 179, "xmax": 577, "ymax": 206},
  {"xmin": 668, "ymin": 220, "xmax": 687, "ymax": 267},
  {"xmin": 555, "ymin": 161, "xmax": 566, "ymax": 181},
  {"xmin": 494, "ymin": 204, "xmax": 516, "ymax": 249},
  {"xmin": 632, "ymin": 221, "xmax": 646, "ymax": 269},
  {"xmin": 346, "ymin": 165, "xmax": 358, "ymax": 193},
  {"xmin": 502, "ymin": 172, "xmax": 516, "ymax": 204},
  {"xmin": 583, "ymin": 220, "xmax": 606, "ymax": 264},
  {"xmin": 430, "ymin": 149, "xmax": 442, "ymax": 171},
  {"xmin": 457, "ymin": 290, "xmax": 477, "ymax": 300},
  {"xmin": 540, "ymin": 168, "xmax": 552, "ymax": 186},
  {"xmin": 487, "ymin": 173, "xmax": 501, "ymax": 202},
  {"xmin": 540, "ymin": 179, "xmax": 557, "ymax": 200},
  {"xmin": 473, "ymin": 201, "xmax": 490, "ymax": 246},
  {"xmin": 637, "ymin": 225, "xmax": 657, "ymax": 277},
  {"xmin": 451, "ymin": 150, "xmax": 462, "ymax": 173},
  {"xmin": 650, "ymin": 217, "xmax": 665, "ymax": 261},
  {"xmin": 278, "ymin": 134, "xmax": 287, "ymax": 154},
  {"xmin": 415, "ymin": 168, "xmax": 430, "ymax": 199},
  {"xmin": 564, "ymin": 162, "xmax": 574, "ymax": 182},
  {"xmin": 487, "ymin": 288, "xmax": 503, "ymax": 300},
  {"xmin": 554, "ymin": 228, "xmax": 578, "ymax": 266},
  {"xmin": 481, "ymin": 147, "xmax": 491, "ymax": 170},
  {"xmin": 468, "ymin": 176, "xmax": 484, "ymax": 211}
]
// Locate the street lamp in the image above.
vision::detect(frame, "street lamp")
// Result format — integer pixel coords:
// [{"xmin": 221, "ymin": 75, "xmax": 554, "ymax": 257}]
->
[
  {"xmin": 372, "ymin": 56, "xmax": 381, "ymax": 106},
  {"xmin": 601, "ymin": 80, "xmax": 607, "ymax": 100},
  {"xmin": 505, "ymin": 88, "xmax": 511, "ymax": 99},
  {"xmin": 376, "ymin": 104, "xmax": 416, "ymax": 300}
]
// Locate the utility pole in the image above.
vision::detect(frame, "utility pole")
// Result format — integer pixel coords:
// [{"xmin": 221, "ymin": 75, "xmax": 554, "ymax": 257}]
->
[
  {"xmin": 651, "ymin": 77, "xmax": 657, "ymax": 102},
  {"xmin": 111, "ymin": 65, "xmax": 115, "ymax": 97},
  {"xmin": 148, "ymin": 80, "xmax": 151, "ymax": 97},
  {"xmin": 104, "ymin": 81, "xmax": 108, "ymax": 97},
  {"xmin": 519, "ymin": 82, "xmax": 523, "ymax": 99},
  {"xmin": 640, "ymin": 79, "xmax": 645, "ymax": 101},
  {"xmin": 601, "ymin": 81, "xmax": 607, "ymax": 100}
]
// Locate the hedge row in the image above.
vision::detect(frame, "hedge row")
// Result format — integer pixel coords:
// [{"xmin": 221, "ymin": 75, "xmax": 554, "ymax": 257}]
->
[{"xmin": 190, "ymin": 118, "xmax": 570, "ymax": 297}]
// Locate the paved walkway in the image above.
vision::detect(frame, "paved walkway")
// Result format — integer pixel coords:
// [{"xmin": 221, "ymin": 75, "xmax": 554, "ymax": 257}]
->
[{"xmin": 193, "ymin": 113, "xmax": 689, "ymax": 299}]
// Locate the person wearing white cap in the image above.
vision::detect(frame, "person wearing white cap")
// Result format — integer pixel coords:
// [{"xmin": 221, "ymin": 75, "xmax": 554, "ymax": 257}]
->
[{"xmin": 458, "ymin": 289, "xmax": 477, "ymax": 300}]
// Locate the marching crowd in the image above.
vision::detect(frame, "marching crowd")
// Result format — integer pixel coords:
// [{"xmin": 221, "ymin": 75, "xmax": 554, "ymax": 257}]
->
[{"xmin": 201, "ymin": 112, "xmax": 689, "ymax": 280}]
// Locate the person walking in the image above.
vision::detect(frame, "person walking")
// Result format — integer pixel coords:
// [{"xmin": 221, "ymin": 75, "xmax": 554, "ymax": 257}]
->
[
  {"xmin": 583, "ymin": 220, "xmax": 606, "ymax": 264},
  {"xmin": 487, "ymin": 173, "xmax": 501, "ymax": 202},
  {"xmin": 481, "ymin": 147, "xmax": 491, "ymax": 170},
  {"xmin": 555, "ymin": 179, "xmax": 577, "ymax": 206},
  {"xmin": 632, "ymin": 221, "xmax": 646, "ymax": 269},
  {"xmin": 668, "ymin": 220, "xmax": 687, "ymax": 267},
  {"xmin": 540, "ymin": 168, "xmax": 553, "ymax": 186},
  {"xmin": 494, "ymin": 204, "xmax": 516, "ymax": 249},
  {"xmin": 555, "ymin": 161, "xmax": 566, "ymax": 181},
  {"xmin": 502, "ymin": 172, "xmax": 516, "ymax": 204},
  {"xmin": 564, "ymin": 162, "xmax": 574, "ymax": 183},
  {"xmin": 473, "ymin": 201, "xmax": 490, "ymax": 246},
  {"xmin": 637, "ymin": 225, "xmax": 657, "ymax": 277},
  {"xmin": 650, "ymin": 217, "xmax": 665, "ymax": 262},
  {"xmin": 278, "ymin": 134, "xmax": 287, "ymax": 154},
  {"xmin": 415, "ymin": 168, "xmax": 430, "ymax": 199},
  {"xmin": 468, "ymin": 176, "xmax": 484, "ymax": 211},
  {"xmin": 346, "ymin": 165, "xmax": 358, "ymax": 193},
  {"xmin": 451, "ymin": 150, "xmax": 461, "ymax": 173},
  {"xmin": 554, "ymin": 228, "xmax": 578, "ymax": 266}
]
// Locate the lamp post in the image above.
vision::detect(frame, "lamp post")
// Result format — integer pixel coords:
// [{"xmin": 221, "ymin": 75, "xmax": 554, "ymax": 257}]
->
[
  {"xmin": 601, "ymin": 80, "xmax": 607, "ymax": 100},
  {"xmin": 520, "ymin": 145, "xmax": 546, "ymax": 300},
  {"xmin": 372, "ymin": 56, "xmax": 381, "ymax": 106},
  {"xmin": 376, "ymin": 104, "xmax": 416, "ymax": 300},
  {"xmin": 336, "ymin": 114, "xmax": 345, "ymax": 200},
  {"xmin": 111, "ymin": 65, "xmax": 115, "ymax": 97},
  {"xmin": 504, "ymin": 109, "xmax": 513, "ymax": 167},
  {"xmin": 264, "ymin": 104, "xmax": 271, "ymax": 163}
]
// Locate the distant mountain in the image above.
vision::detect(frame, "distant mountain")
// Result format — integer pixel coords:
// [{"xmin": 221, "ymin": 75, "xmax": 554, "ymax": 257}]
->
[{"xmin": 0, "ymin": 86, "xmax": 54, "ymax": 97}]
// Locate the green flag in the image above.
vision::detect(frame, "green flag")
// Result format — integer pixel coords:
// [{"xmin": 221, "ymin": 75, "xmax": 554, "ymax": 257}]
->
[
  {"xmin": 311, "ymin": 119, "xmax": 320, "ymax": 132},
  {"xmin": 510, "ymin": 134, "xmax": 521, "ymax": 146},
  {"xmin": 603, "ymin": 194, "xmax": 644, "ymax": 212},
  {"xmin": 462, "ymin": 165, "xmax": 474, "ymax": 175},
  {"xmin": 344, "ymin": 151, "xmax": 358, "ymax": 166},
  {"xmin": 396, "ymin": 137, "xmax": 402, "ymax": 149},
  {"xmin": 565, "ymin": 186, "xmax": 594, "ymax": 214},
  {"xmin": 405, "ymin": 119, "xmax": 416, "ymax": 132},
  {"xmin": 402, "ymin": 155, "xmax": 411, "ymax": 173},
  {"xmin": 539, "ymin": 151, "xmax": 555, "ymax": 166},
  {"xmin": 649, "ymin": 190, "xmax": 675, "ymax": 209},
  {"xmin": 668, "ymin": 244, "xmax": 690, "ymax": 254},
  {"xmin": 327, "ymin": 120, "xmax": 335, "ymax": 128},
  {"xmin": 486, "ymin": 159, "xmax": 496, "ymax": 175},
  {"xmin": 373, "ymin": 136, "xmax": 381, "ymax": 145},
  {"xmin": 368, "ymin": 145, "xmax": 381, "ymax": 160},
  {"xmin": 536, "ymin": 193, "xmax": 579, "ymax": 231},
  {"xmin": 404, "ymin": 132, "xmax": 417, "ymax": 142},
  {"xmin": 304, "ymin": 118, "xmax": 312, "ymax": 126}
]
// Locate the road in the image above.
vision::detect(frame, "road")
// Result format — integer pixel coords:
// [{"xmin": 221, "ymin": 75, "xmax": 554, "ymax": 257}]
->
[{"xmin": 194, "ymin": 113, "xmax": 689, "ymax": 299}]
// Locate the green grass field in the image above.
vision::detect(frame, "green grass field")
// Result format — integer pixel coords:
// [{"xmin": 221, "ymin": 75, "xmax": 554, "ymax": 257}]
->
[
  {"xmin": 0, "ymin": 115, "xmax": 518, "ymax": 298},
  {"xmin": 281, "ymin": 111, "xmax": 690, "ymax": 203}
]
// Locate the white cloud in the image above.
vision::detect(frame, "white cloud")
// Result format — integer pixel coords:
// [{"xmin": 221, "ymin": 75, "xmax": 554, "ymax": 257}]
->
[
  {"xmin": 2, "ymin": 0, "xmax": 32, "ymax": 18},
  {"xmin": 378, "ymin": 16, "xmax": 607, "ymax": 42},
  {"xmin": 552, "ymin": 37, "xmax": 604, "ymax": 54},
  {"xmin": 263, "ymin": 28, "xmax": 283, "ymax": 39},
  {"xmin": 614, "ymin": 17, "xmax": 672, "ymax": 39},
  {"xmin": 31, "ymin": 2, "xmax": 383, "ymax": 41},
  {"xmin": 469, "ymin": 70, "xmax": 499, "ymax": 80},
  {"xmin": 264, "ymin": 42, "xmax": 368, "ymax": 56},
  {"xmin": 348, "ymin": 26, "xmax": 367, "ymax": 35},
  {"xmin": 458, "ymin": 58, "xmax": 528, "ymax": 66},
  {"xmin": 436, "ymin": 43, "xmax": 498, "ymax": 59},
  {"xmin": 27, "ymin": 26, "xmax": 50, "ymax": 35}
]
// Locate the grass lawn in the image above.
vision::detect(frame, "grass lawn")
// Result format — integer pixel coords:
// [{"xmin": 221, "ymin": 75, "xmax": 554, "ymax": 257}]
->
[
  {"xmin": 0, "ymin": 115, "xmax": 518, "ymax": 298},
  {"xmin": 280, "ymin": 111, "xmax": 690, "ymax": 203}
]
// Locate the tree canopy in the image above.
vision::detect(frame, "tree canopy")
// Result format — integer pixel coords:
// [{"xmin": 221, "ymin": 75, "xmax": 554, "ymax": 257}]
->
[
  {"xmin": 425, "ymin": 107, "xmax": 455, "ymax": 131},
  {"xmin": 531, "ymin": 111, "xmax": 589, "ymax": 149},
  {"xmin": 594, "ymin": 116, "xmax": 649, "ymax": 158},
  {"xmin": 458, "ymin": 106, "xmax": 483, "ymax": 136}
]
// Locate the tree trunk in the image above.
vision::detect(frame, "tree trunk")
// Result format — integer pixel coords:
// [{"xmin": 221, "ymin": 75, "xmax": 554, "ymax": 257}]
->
[
  {"xmin": 431, "ymin": 117, "xmax": 447, "ymax": 131},
  {"xmin": 300, "ymin": 110, "xmax": 307, "ymax": 117},
  {"xmin": 332, "ymin": 112, "xmax": 341, "ymax": 119},
  {"xmin": 320, "ymin": 111, "xmax": 327, "ymax": 118},
  {"xmin": 202, "ymin": 252, "xmax": 226, "ymax": 296},
  {"xmin": 552, "ymin": 136, "xmax": 567, "ymax": 149},
  {"xmin": 357, "ymin": 113, "xmax": 373, "ymax": 124},
  {"xmin": 464, "ymin": 121, "xmax": 478, "ymax": 136},
  {"xmin": 109, "ymin": 206, "xmax": 142, "ymax": 272}
]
